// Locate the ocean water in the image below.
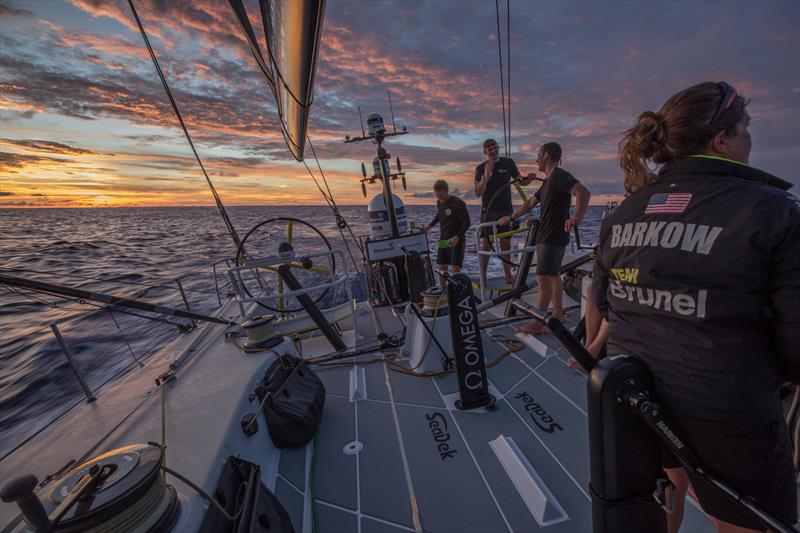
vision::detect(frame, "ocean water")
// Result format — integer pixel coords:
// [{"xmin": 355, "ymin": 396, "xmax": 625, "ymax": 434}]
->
[{"xmin": 0, "ymin": 204, "xmax": 604, "ymax": 458}]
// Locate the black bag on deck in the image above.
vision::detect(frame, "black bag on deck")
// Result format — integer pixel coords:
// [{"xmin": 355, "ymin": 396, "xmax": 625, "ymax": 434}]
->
[
  {"xmin": 200, "ymin": 455, "xmax": 294, "ymax": 533},
  {"xmin": 257, "ymin": 354, "xmax": 325, "ymax": 449}
]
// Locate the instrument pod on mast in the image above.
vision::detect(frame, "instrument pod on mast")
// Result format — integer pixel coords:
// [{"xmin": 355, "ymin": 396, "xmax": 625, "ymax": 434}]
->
[{"xmin": 367, "ymin": 193, "xmax": 408, "ymax": 238}]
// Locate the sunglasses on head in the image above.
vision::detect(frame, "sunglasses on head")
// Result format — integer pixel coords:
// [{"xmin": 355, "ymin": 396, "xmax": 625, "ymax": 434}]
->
[{"xmin": 709, "ymin": 81, "xmax": 737, "ymax": 127}]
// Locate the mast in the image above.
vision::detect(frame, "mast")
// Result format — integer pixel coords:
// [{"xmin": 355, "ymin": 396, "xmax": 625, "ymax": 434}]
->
[{"xmin": 345, "ymin": 112, "xmax": 408, "ymax": 238}]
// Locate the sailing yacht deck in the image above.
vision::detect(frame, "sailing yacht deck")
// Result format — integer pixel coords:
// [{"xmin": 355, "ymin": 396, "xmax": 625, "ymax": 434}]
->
[
  {"xmin": 0, "ymin": 290, "xmax": 717, "ymax": 532},
  {"xmin": 277, "ymin": 301, "xmax": 715, "ymax": 533}
]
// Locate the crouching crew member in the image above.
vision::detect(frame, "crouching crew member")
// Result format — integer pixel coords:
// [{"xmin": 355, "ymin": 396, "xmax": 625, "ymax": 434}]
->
[
  {"xmin": 423, "ymin": 179, "xmax": 471, "ymax": 287},
  {"xmin": 595, "ymin": 81, "xmax": 799, "ymax": 532}
]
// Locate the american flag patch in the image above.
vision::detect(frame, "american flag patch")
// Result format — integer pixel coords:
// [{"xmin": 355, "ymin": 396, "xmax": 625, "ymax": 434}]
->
[{"xmin": 644, "ymin": 193, "xmax": 692, "ymax": 214}]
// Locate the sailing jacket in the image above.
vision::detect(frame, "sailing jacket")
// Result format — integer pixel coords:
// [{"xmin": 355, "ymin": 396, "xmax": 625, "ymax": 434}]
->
[
  {"xmin": 428, "ymin": 195, "xmax": 471, "ymax": 239},
  {"xmin": 593, "ymin": 156, "xmax": 800, "ymax": 422}
]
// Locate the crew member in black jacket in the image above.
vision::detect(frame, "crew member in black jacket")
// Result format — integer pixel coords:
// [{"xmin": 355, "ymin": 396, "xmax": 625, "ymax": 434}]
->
[
  {"xmin": 595, "ymin": 81, "xmax": 799, "ymax": 532},
  {"xmin": 423, "ymin": 180, "xmax": 470, "ymax": 287}
]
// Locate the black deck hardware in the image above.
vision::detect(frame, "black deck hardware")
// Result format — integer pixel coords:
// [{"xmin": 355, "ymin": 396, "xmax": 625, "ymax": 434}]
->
[
  {"xmin": 276, "ymin": 265, "xmax": 346, "ymax": 351},
  {"xmin": 587, "ymin": 355, "xmax": 667, "ymax": 532},
  {"xmin": 587, "ymin": 355, "xmax": 797, "ymax": 533},
  {"xmin": 617, "ymin": 359, "xmax": 798, "ymax": 533},
  {"xmin": 504, "ymin": 220, "xmax": 539, "ymax": 316},
  {"xmin": 447, "ymin": 272, "xmax": 495, "ymax": 411},
  {"xmin": 1, "ymin": 475, "xmax": 48, "ymax": 532}
]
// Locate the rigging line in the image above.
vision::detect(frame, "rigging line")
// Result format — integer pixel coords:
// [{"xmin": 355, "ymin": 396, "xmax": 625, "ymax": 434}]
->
[
  {"xmin": 303, "ymin": 139, "xmax": 364, "ymax": 274},
  {"xmin": 495, "ymin": 0, "xmax": 508, "ymax": 157},
  {"xmin": 4, "ymin": 285, "xmax": 62, "ymax": 309},
  {"xmin": 127, "ymin": 0, "xmax": 241, "ymax": 249},
  {"xmin": 306, "ymin": 136, "xmax": 336, "ymax": 203},
  {"xmin": 300, "ymin": 149, "xmax": 364, "ymax": 274},
  {"xmin": 506, "ymin": 0, "xmax": 511, "ymax": 156},
  {"xmin": 307, "ymin": 136, "xmax": 366, "ymax": 258},
  {"xmin": 226, "ymin": 0, "xmax": 275, "ymax": 89},
  {"xmin": 107, "ymin": 308, "xmax": 144, "ymax": 367}
]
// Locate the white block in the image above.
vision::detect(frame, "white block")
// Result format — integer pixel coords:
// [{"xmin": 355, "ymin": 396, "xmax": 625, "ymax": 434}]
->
[
  {"xmin": 516, "ymin": 332, "xmax": 549, "ymax": 358},
  {"xmin": 349, "ymin": 366, "xmax": 367, "ymax": 402},
  {"xmin": 489, "ymin": 435, "xmax": 568, "ymax": 527}
]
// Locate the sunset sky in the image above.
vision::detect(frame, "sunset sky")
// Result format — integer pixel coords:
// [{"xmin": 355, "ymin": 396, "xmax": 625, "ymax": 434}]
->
[{"xmin": 1, "ymin": 0, "xmax": 798, "ymax": 208}]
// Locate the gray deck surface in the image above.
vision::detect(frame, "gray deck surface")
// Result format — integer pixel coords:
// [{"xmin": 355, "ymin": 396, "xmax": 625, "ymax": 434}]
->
[{"xmin": 277, "ymin": 304, "xmax": 715, "ymax": 533}]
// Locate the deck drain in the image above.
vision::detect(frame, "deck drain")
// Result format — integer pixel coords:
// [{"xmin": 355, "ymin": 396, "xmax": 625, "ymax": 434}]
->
[{"xmin": 342, "ymin": 441, "xmax": 363, "ymax": 455}]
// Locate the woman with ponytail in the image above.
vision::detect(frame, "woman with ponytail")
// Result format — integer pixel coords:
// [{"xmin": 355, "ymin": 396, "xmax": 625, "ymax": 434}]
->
[{"xmin": 595, "ymin": 82, "xmax": 799, "ymax": 532}]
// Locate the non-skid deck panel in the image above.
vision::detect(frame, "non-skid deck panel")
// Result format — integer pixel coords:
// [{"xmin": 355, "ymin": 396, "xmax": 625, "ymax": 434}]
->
[
  {"xmin": 394, "ymin": 403, "xmax": 509, "ymax": 533},
  {"xmin": 316, "ymin": 501, "xmax": 359, "ymax": 533},
  {"xmin": 433, "ymin": 368, "xmax": 460, "ymax": 396},
  {"xmin": 316, "ymin": 363, "xmax": 352, "ymax": 397},
  {"xmin": 370, "ymin": 305, "xmax": 406, "ymax": 338},
  {"xmin": 315, "ymin": 395, "xmax": 358, "ymax": 510},
  {"xmin": 529, "ymin": 355, "xmax": 588, "ymax": 413},
  {"xmin": 278, "ymin": 444, "xmax": 307, "ymax": 492},
  {"xmin": 452, "ymin": 404, "xmax": 592, "ymax": 532},
  {"xmin": 361, "ymin": 516, "xmax": 415, "ymax": 533},
  {"xmin": 286, "ymin": 303, "xmax": 717, "ymax": 533},
  {"xmin": 357, "ymin": 399, "xmax": 415, "ymax": 528},
  {"xmin": 506, "ymin": 372, "xmax": 591, "ymax": 489},
  {"xmin": 364, "ymin": 361, "xmax": 444, "ymax": 408},
  {"xmin": 485, "ymin": 346, "xmax": 531, "ymax": 395},
  {"xmin": 275, "ymin": 477, "xmax": 304, "ymax": 532}
]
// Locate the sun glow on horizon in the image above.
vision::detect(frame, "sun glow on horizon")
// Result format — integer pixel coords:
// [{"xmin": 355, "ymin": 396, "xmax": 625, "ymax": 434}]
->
[{"xmin": 1, "ymin": 1, "xmax": 797, "ymax": 209}]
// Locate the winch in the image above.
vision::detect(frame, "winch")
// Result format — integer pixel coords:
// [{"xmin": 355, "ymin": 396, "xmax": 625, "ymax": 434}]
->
[
  {"xmin": 1, "ymin": 443, "xmax": 181, "ymax": 533},
  {"xmin": 241, "ymin": 314, "xmax": 283, "ymax": 349}
]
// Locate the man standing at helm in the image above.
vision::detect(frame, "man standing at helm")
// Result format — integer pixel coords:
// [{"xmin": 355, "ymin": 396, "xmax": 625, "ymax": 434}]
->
[{"xmin": 475, "ymin": 138, "xmax": 535, "ymax": 284}]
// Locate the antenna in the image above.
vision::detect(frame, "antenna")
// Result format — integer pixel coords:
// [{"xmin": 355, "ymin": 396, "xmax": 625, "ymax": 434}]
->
[
  {"xmin": 358, "ymin": 106, "xmax": 366, "ymax": 137},
  {"xmin": 344, "ymin": 100, "xmax": 409, "ymax": 237},
  {"xmin": 387, "ymin": 89, "xmax": 397, "ymax": 132}
]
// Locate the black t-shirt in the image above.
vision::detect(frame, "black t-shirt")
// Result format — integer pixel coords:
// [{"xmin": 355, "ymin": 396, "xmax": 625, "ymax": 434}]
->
[
  {"xmin": 474, "ymin": 157, "xmax": 519, "ymax": 220},
  {"xmin": 428, "ymin": 195, "xmax": 470, "ymax": 239},
  {"xmin": 534, "ymin": 167, "xmax": 578, "ymax": 245}
]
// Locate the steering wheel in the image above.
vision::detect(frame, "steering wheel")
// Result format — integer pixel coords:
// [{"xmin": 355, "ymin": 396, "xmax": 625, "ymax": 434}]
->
[{"xmin": 235, "ymin": 217, "xmax": 336, "ymax": 313}]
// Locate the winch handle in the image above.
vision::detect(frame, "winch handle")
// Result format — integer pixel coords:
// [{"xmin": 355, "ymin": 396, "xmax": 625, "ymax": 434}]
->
[{"xmin": 1, "ymin": 475, "xmax": 48, "ymax": 532}]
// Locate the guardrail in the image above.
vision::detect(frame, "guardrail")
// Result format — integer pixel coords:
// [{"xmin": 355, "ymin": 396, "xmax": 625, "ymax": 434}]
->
[
  {"xmin": 227, "ymin": 249, "xmax": 352, "ymax": 320},
  {"xmin": 0, "ymin": 262, "xmax": 233, "ymax": 460}
]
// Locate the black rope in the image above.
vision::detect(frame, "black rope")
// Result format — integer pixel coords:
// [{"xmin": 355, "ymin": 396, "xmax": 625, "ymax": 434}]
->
[
  {"xmin": 127, "ymin": 0, "xmax": 241, "ymax": 250},
  {"xmin": 308, "ymin": 137, "xmax": 364, "ymax": 259},
  {"xmin": 107, "ymin": 309, "xmax": 144, "ymax": 367},
  {"xmin": 495, "ymin": 0, "xmax": 508, "ymax": 157},
  {"xmin": 304, "ymin": 137, "xmax": 365, "ymax": 274},
  {"xmin": 506, "ymin": 0, "xmax": 511, "ymax": 156}
]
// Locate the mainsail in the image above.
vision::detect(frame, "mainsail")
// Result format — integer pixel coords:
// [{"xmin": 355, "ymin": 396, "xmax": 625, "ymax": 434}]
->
[{"xmin": 229, "ymin": 0, "xmax": 326, "ymax": 161}]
